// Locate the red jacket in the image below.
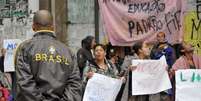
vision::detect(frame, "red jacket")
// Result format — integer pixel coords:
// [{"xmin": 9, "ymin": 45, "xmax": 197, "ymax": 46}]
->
[{"xmin": 0, "ymin": 87, "xmax": 9, "ymax": 101}]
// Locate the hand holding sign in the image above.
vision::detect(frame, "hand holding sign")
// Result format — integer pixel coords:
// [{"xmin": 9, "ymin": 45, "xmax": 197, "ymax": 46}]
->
[
  {"xmin": 128, "ymin": 65, "xmax": 137, "ymax": 71},
  {"xmin": 0, "ymin": 49, "xmax": 6, "ymax": 56},
  {"xmin": 86, "ymin": 71, "xmax": 94, "ymax": 79}
]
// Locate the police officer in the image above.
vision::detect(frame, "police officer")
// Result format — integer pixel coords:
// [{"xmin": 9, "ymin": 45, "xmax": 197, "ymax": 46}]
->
[{"xmin": 15, "ymin": 10, "xmax": 82, "ymax": 101}]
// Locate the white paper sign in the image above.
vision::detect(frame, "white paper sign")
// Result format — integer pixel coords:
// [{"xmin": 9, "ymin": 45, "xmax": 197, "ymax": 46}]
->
[
  {"xmin": 83, "ymin": 73, "xmax": 122, "ymax": 101},
  {"xmin": 132, "ymin": 56, "xmax": 172, "ymax": 95},
  {"xmin": 176, "ymin": 70, "xmax": 201, "ymax": 101},
  {"xmin": 3, "ymin": 39, "xmax": 22, "ymax": 72}
]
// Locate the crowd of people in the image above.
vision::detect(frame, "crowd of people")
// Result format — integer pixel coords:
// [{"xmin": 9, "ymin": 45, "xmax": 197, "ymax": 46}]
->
[
  {"xmin": 0, "ymin": 10, "xmax": 201, "ymax": 101},
  {"xmin": 76, "ymin": 31, "xmax": 201, "ymax": 101}
]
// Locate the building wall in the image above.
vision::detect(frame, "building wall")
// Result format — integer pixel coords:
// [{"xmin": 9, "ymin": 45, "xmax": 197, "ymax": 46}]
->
[
  {"xmin": 1, "ymin": 0, "xmax": 199, "ymax": 55},
  {"xmin": 0, "ymin": 0, "xmax": 95, "ymax": 54},
  {"xmin": 0, "ymin": 0, "xmax": 39, "ymax": 51},
  {"xmin": 67, "ymin": 0, "xmax": 95, "ymax": 53}
]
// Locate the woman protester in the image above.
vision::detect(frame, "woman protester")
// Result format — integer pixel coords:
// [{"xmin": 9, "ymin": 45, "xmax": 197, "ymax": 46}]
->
[
  {"xmin": 83, "ymin": 44, "xmax": 125, "ymax": 101},
  {"xmin": 122, "ymin": 41, "xmax": 160, "ymax": 101}
]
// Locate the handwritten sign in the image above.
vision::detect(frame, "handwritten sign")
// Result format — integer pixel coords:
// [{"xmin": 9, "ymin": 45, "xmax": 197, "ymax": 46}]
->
[
  {"xmin": 184, "ymin": 0, "xmax": 201, "ymax": 55},
  {"xmin": 3, "ymin": 39, "xmax": 21, "ymax": 72},
  {"xmin": 176, "ymin": 69, "xmax": 201, "ymax": 101},
  {"xmin": 132, "ymin": 56, "xmax": 172, "ymax": 95},
  {"xmin": 83, "ymin": 73, "xmax": 122, "ymax": 101}
]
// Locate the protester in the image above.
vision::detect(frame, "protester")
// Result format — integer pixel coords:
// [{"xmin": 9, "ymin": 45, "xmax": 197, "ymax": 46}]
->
[
  {"xmin": 82, "ymin": 44, "xmax": 125, "ymax": 100},
  {"xmin": 77, "ymin": 36, "xmax": 96, "ymax": 78},
  {"xmin": 150, "ymin": 32, "xmax": 176, "ymax": 101},
  {"xmin": 121, "ymin": 46, "xmax": 136, "ymax": 71},
  {"xmin": 107, "ymin": 47, "xmax": 126, "ymax": 101},
  {"xmin": 108, "ymin": 48, "xmax": 121, "ymax": 73},
  {"xmin": 15, "ymin": 10, "xmax": 82, "ymax": 101},
  {"xmin": 122, "ymin": 41, "xmax": 160, "ymax": 101},
  {"xmin": 119, "ymin": 46, "xmax": 136, "ymax": 100},
  {"xmin": 171, "ymin": 42, "xmax": 201, "ymax": 72},
  {"xmin": 150, "ymin": 32, "xmax": 176, "ymax": 69},
  {"xmin": 169, "ymin": 42, "xmax": 201, "ymax": 101},
  {"xmin": 83, "ymin": 44, "xmax": 121, "ymax": 81}
]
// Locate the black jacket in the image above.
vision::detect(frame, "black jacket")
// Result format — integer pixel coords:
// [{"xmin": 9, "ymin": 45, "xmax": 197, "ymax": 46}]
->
[
  {"xmin": 77, "ymin": 36, "xmax": 95, "ymax": 78},
  {"xmin": 77, "ymin": 48, "xmax": 94, "ymax": 78},
  {"xmin": 15, "ymin": 31, "xmax": 82, "ymax": 101},
  {"xmin": 0, "ymin": 56, "xmax": 4, "ymax": 72}
]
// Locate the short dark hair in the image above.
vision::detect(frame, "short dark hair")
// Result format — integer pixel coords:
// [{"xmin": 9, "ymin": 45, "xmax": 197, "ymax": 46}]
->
[
  {"xmin": 124, "ymin": 47, "xmax": 133, "ymax": 56},
  {"xmin": 33, "ymin": 10, "xmax": 53, "ymax": 27},
  {"xmin": 178, "ymin": 44, "xmax": 184, "ymax": 55},
  {"xmin": 133, "ymin": 41, "xmax": 143, "ymax": 54},
  {"xmin": 94, "ymin": 44, "xmax": 106, "ymax": 51},
  {"xmin": 82, "ymin": 36, "xmax": 95, "ymax": 50}
]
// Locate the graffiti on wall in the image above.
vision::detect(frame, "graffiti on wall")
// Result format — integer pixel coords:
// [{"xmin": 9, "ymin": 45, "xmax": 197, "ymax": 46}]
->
[
  {"xmin": 184, "ymin": 0, "xmax": 201, "ymax": 55},
  {"xmin": 0, "ymin": 0, "xmax": 28, "ymax": 25},
  {"xmin": 0, "ymin": 0, "xmax": 33, "ymax": 48}
]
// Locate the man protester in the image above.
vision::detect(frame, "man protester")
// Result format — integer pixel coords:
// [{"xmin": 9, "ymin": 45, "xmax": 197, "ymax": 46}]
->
[
  {"xmin": 150, "ymin": 32, "xmax": 176, "ymax": 68},
  {"xmin": 15, "ymin": 10, "xmax": 82, "ymax": 101},
  {"xmin": 150, "ymin": 32, "xmax": 176, "ymax": 101}
]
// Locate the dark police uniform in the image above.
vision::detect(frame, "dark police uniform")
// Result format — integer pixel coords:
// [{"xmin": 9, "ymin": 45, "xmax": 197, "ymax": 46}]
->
[{"xmin": 15, "ymin": 31, "xmax": 82, "ymax": 101}]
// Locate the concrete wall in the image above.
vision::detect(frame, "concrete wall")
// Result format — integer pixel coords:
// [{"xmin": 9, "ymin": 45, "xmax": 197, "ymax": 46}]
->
[
  {"xmin": 67, "ymin": 0, "xmax": 95, "ymax": 53},
  {"xmin": 53, "ymin": 0, "xmax": 67, "ymax": 44},
  {"xmin": 0, "ymin": 0, "xmax": 95, "ymax": 54}
]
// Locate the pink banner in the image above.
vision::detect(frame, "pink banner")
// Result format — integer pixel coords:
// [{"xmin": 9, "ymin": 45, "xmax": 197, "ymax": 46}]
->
[{"xmin": 99, "ymin": 0, "xmax": 186, "ymax": 46}]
